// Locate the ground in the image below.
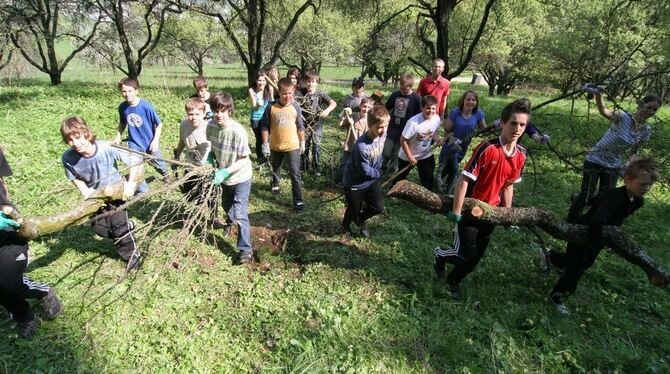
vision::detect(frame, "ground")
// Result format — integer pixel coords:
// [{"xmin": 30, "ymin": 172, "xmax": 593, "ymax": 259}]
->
[{"xmin": 0, "ymin": 63, "xmax": 669, "ymax": 373}]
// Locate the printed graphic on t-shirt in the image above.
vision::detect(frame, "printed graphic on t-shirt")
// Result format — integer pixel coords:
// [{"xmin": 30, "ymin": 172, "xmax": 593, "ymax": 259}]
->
[
  {"xmin": 127, "ymin": 113, "xmax": 144, "ymax": 127},
  {"xmin": 277, "ymin": 110, "xmax": 294, "ymax": 128},
  {"xmin": 416, "ymin": 131, "xmax": 434, "ymax": 152},
  {"xmin": 394, "ymin": 98, "xmax": 409, "ymax": 125}
]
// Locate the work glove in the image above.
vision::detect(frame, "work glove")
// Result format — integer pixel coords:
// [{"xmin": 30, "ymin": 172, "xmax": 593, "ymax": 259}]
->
[
  {"xmin": 262, "ymin": 143, "xmax": 271, "ymax": 158},
  {"xmin": 581, "ymin": 83, "xmax": 603, "ymax": 94},
  {"xmin": 213, "ymin": 168, "xmax": 231, "ymax": 186},
  {"xmin": 299, "ymin": 141, "xmax": 306, "ymax": 155},
  {"xmin": 0, "ymin": 212, "xmax": 20, "ymax": 230},
  {"xmin": 446, "ymin": 212, "xmax": 462, "ymax": 223},
  {"xmin": 206, "ymin": 111, "xmax": 214, "ymax": 120},
  {"xmin": 539, "ymin": 133, "xmax": 550, "ymax": 144},
  {"xmin": 207, "ymin": 152, "xmax": 217, "ymax": 167},
  {"xmin": 122, "ymin": 181, "xmax": 137, "ymax": 201}
]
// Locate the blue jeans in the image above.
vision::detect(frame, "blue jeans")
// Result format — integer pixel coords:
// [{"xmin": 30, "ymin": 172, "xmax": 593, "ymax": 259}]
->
[
  {"xmin": 128, "ymin": 142, "xmax": 169, "ymax": 193},
  {"xmin": 222, "ymin": 179, "xmax": 252, "ymax": 253},
  {"xmin": 301, "ymin": 124, "xmax": 323, "ymax": 172}
]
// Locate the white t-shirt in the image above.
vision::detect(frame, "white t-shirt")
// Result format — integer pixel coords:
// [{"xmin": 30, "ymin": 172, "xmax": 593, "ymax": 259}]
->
[{"xmin": 398, "ymin": 113, "xmax": 441, "ymax": 161}]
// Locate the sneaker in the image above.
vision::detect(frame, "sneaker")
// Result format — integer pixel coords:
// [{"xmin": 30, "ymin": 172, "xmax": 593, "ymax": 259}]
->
[
  {"xmin": 271, "ymin": 186, "xmax": 280, "ymax": 194},
  {"xmin": 433, "ymin": 247, "xmax": 447, "ymax": 279},
  {"xmin": 127, "ymin": 253, "xmax": 142, "ymax": 271},
  {"xmin": 294, "ymin": 202, "xmax": 305, "ymax": 211},
  {"xmin": 16, "ymin": 318, "xmax": 40, "ymax": 340},
  {"xmin": 358, "ymin": 221, "xmax": 370, "ymax": 238},
  {"xmin": 128, "ymin": 219, "xmax": 136, "ymax": 232},
  {"xmin": 338, "ymin": 225, "xmax": 353, "ymax": 238},
  {"xmin": 239, "ymin": 251, "xmax": 253, "ymax": 264},
  {"xmin": 314, "ymin": 172, "xmax": 321, "ymax": 177},
  {"xmin": 447, "ymin": 282, "xmax": 461, "ymax": 299},
  {"xmin": 554, "ymin": 302, "xmax": 570, "ymax": 316},
  {"xmin": 40, "ymin": 288, "xmax": 63, "ymax": 320}
]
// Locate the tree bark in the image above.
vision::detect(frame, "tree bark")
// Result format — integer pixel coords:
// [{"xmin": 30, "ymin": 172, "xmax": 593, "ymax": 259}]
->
[{"xmin": 387, "ymin": 180, "xmax": 670, "ymax": 288}]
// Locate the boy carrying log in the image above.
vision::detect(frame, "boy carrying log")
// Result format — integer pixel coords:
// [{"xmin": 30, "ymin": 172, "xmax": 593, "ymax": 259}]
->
[
  {"xmin": 433, "ymin": 99, "xmax": 531, "ymax": 298},
  {"xmin": 547, "ymin": 157, "xmax": 658, "ymax": 315}
]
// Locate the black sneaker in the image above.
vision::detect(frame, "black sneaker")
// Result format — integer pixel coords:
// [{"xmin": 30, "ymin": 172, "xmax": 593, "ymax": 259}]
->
[
  {"xmin": 338, "ymin": 225, "xmax": 353, "ymax": 238},
  {"xmin": 40, "ymin": 288, "xmax": 63, "ymax": 320},
  {"xmin": 294, "ymin": 202, "xmax": 305, "ymax": 211},
  {"xmin": 239, "ymin": 251, "xmax": 253, "ymax": 264},
  {"xmin": 447, "ymin": 282, "xmax": 461, "ymax": 299},
  {"xmin": 127, "ymin": 253, "xmax": 142, "ymax": 271},
  {"xmin": 271, "ymin": 186, "xmax": 280, "ymax": 195},
  {"xmin": 550, "ymin": 292, "xmax": 570, "ymax": 315},
  {"xmin": 16, "ymin": 318, "xmax": 40, "ymax": 340},
  {"xmin": 358, "ymin": 221, "xmax": 370, "ymax": 238}
]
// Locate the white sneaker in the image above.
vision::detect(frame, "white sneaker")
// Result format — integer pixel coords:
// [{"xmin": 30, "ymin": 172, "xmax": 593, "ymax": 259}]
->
[{"xmin": 554, "ymin": 302, "xmax": 570, "ymax": 316}]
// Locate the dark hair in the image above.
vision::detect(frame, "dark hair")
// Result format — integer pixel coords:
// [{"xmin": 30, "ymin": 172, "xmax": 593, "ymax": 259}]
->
[
  {"xmin": 421, "ymin": 95, "xmax": 438, "ymax": 108},
  {"xmin": 458, "ymin": 90, "xmax": 479, "ymax": 112},
  {"xmin": 193, "ymin": 76, "xmax": 208, "ymax": 90},
  {"xmin": 286, "ymin": 68, "xmax": 301, "ymax": 81},
  {"xmin": 500, "ymin": 98, "xmax": 532, "ymax": 122},
  {"xmin": 251, "ymin": 70, "xmax": 271, "ymax": 98},
  {"xmin": 624, "ymin": 157, "xmax": 658, "ymax": 182},
  {"xmin": 118, "ymin": 77, "xmax": 139, "ymax": 90},
  {"xmin": 352, "ymin": 77, "xmax": 365, "ymax": 90},
  {"xmin": 60, "ymin": 117, "xmax": 96, "ymax": 144},
  {"xmin": 367, "ymin": 105, "xmax": 390, "ymax": 127},
  {"xmin": 209, "ymin": 92, "xmax": 235, "ymax": 115},
  {"xmin": 304, "ymin": 70, "xmax": 320, "ymax": 81},
  {"xmin": 278, "ymin": 77, "xmax": 294, "ymax": 91},
  {"xmin": 639, "ymin": 94, "xmax": 661, "ymax": 108}
]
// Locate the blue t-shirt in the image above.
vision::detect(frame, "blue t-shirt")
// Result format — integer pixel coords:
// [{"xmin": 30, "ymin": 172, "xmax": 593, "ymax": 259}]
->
[
  {"xmin": 250, "ymin": 90, "xmax": 269, "ymax": 122},
  {"xmin": 343, "ymin": 132, "xmax": 386, "ymax": 190},
  {"xmin": 119, "ymin": 98, "xmax": 162, "ymax": 151},
  {"xmin": 62, "ymin": 141, "xmax": 134, "ymax": 189},
  {"xmin": 445, "ymin": 107, "xmax": 485, "ymax": 159}
]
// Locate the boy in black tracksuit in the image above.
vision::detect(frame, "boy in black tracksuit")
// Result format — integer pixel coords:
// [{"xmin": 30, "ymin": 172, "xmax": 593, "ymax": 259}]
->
[
  {"xmin": 548, "ymin": 157, "xmax": 657, "ymax": 315},
  {"xmin": 0, "ymin": 148, "xmax": 62, "ymax": 339}
]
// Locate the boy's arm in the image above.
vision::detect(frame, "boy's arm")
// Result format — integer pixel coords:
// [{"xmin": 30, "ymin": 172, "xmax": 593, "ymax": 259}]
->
[
  {"xmin": 451, "ymin": 175, "xmax": 470, "ymax": 216},
  {"xmin": 248, "ymin": 88, "xmax": 260, "ymax": 111},
  {"xmin": 500, "ymin": 183, "xmax": 514, "ymax": 208},
  {"xmin": 114, "ymin": 123, "xmax": 126, "ymax": 144},
  {"xmin": 320, "ymin": 98, "xmax": 337, "ymax": 118},
  {"xmin": 71, "ymin": 179, "xmax": 95, "ymax": 199},
  {"xmin": 399, "ymin": 137, "xmax": 416, "ymax": 165},
  {"xmin": 174, "ymin": 139, "xmax": 185, "ymax": 159},
  {"xmin": 149, "ymin": 123, "xmax": 162, "ymax": 153},
  {"xmin": 595, "ymin": 93, "xmax": 620, "ymax": 122}
]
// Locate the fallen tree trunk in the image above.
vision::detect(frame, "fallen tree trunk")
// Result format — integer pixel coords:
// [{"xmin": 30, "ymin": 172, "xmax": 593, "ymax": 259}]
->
[{"xmin": 388, "ymin": 180, "xmax": 669, "ymax": 288}]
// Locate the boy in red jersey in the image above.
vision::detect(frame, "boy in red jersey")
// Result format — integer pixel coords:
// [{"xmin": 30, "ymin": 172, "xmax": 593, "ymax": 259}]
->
[{"xmin": 433, "ymin": 99, "xmax": 531, "ymax": 298}]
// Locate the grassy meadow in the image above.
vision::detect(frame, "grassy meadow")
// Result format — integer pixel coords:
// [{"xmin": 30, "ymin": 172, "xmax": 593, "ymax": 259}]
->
[{"xmin": 0, "ymin": 63, "xmax": 669, "ymax": 373}]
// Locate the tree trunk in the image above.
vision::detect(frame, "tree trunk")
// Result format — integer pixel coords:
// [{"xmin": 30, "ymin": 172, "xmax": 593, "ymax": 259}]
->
[{"xmin": 387, "ymin": 180, "xmax": 670, "ymax": 288}]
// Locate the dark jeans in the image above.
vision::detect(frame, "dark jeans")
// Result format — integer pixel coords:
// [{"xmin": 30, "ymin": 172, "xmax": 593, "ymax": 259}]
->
[
  {"xmin": 394, "ymin": 155, "xmax": 436, "ymax": 190},
  {"xmin": 301, "ymin": 124, "xmax": 323, "ymax": 173},
  {"xmin": 0, "ymin": 231, "xmax": 49, "ymax": 322},
  {"xmin": 251, "ymin": 120, "xmax": 266, "ymax": 164},
  {"xmin": 550, "ymin": 242, "xmax": 603, "ymax": 297},
  {"xmin": 335, "ymin": 151, "xmax": 351, "ymax": 185},
  {"xmin": 270, "ymin": 149, "xmax": 303, "ymax": 205},
  {"xmin": 222, "ymin": 179, "xmax": 252, "ymax": 253},
  {"xmin": 381, "ymin": 136, "xmax": 402, "ymax": 181},
  {"xmin": 91, "ymin": 200, "xmax": 138, "ymax": 261},
  {"xmin": 568, "ymin": 160, "xmax": 619, "ymax": 220},
  {"xmin": 444, "ymin": 219, "xmax": 496, "ymax": 285},
  {"xmin": 342, "ymin": 181, "xmax": 384, "ymax": 229}
]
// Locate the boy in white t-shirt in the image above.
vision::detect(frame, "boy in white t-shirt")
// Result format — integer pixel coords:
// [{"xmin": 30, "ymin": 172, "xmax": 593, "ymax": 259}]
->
[{"xmin": 391, "ymin": 95, "xmax": 443, "ymax": 190}]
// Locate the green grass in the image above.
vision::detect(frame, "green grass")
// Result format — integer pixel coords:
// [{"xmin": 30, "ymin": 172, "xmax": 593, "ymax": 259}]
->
[{"xmin": 0, "ymin": 63, "xmax": 669, "ymax": 373}]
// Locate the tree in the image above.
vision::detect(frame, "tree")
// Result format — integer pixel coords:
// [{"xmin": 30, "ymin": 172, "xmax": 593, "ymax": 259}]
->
[
  {"xmin": 0, "ymin": 34, "xmax": 12, "ymax": 71},
  {"xmin": 0, "ymin": 0, "xmax": 103, "ymax": 85},
  {"xmin": 93, "ymin": 0, "xmax": 181, "ymax": 79},
  {"xmin": 160, "ymin": 12, "xmax": 228, "ymax": 76},
  {"xmin": 180, "ymin": 0, "xmax": 320, "ymax": 86}
]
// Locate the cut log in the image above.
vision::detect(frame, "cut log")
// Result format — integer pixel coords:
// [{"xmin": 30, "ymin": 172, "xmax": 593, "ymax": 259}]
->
[{"xmin": 388, "ymin": 180, "xmax": 670, "ymax": 288}]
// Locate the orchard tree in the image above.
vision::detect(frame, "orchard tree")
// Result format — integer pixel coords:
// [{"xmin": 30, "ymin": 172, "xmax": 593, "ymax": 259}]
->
[
  {"xmin": 178, "ymin": 0, "xmax": 320, "ymax": 86},
  {"xmin": 0, "ymin": 33, "xmax": 12, "ymax": 71},
  {"xmin": 161, "ymin": 12, "xmax": 228, "ymax": 76},
  {"xmin": 93, "ymin": 0, "xmax": 181, "ymax": 79},
  {"xmin": 0, "ymin": 0, "xmax": 103, "ymax": 85}
]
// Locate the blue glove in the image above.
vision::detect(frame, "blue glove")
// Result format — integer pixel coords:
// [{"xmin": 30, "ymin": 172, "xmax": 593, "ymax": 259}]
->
[
  {"xmin": 446, "ymin": 212, "xmax": 462, "ymax": 223},
  {"xmin": 207, "ymin": 152, "xmax": 216, "ymax": 167},
  {"xmin": 0, "ymin": 213, "xmax": 20, "ymax": 229},
  {"xmin": 213, "ymin": 168, "xmax": 231, "ymax": 185}
]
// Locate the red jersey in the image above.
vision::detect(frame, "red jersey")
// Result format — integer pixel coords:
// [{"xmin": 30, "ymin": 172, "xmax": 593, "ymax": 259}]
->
[
  {"xmin": 417, "ymin": 75, "xmax": 450, "ymax": 117},
  {"xmin": 461, "ymin": 137, "xmax": 527, "ymax": 207}
]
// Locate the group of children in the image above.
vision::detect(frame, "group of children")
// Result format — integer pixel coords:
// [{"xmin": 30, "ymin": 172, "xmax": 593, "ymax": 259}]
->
[{"xmin": 0, "ymin": 65, "xmax": 663, "ymax": 339}]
